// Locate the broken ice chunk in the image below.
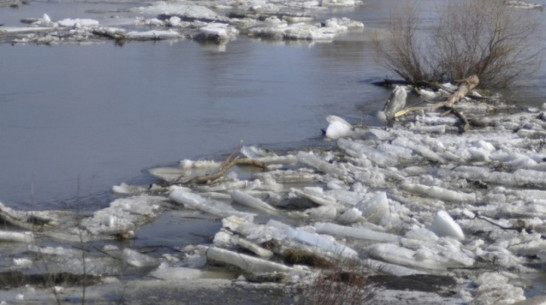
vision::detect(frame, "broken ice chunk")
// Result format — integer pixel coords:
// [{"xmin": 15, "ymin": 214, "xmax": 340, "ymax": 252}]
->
[
  {"xmin": 472, "ymin": 272, "xmax": 525, "ymax": 304},
  {"xmin": 356, "ymin": 192, "xmax": 390, "ymax": 224},
  {"xmin": 57, "ymin": 18, "xmax": 99, "ymax": 28},
  {"xmin": 231, "ymin": 190, "xmax": 278, "ymax": 214},
  {"xmin": 401, "ymin": 182, "xmax": 476, "ymax": 203},
  {"xmin": 206, "ymin": 246, "xmax": 293, "ymax": 274},
  {"xmin": 135, "ymin": 4, "xmax": 221, "ymax": 21},
  {"xmin": 232, "ymin": 235, "xmax": 274, "ymax": 259},
  {"xmin": 297, "ymin": 151, "xmax": 345, "ymax": 177},
  {"xmin": 314, "ymin": 222, "xmax": 399, "ymax": 243},
  {"xmin": 391, "ymin": 137, "xmax": 446, "ymax": 163},
  {"xmin": 324, "ymin": 115, "xmax": 353, "ymax": 139},
  {"xmin": 167, "ymin": 16, "xmax": 181, "ymax": 27},
  {"xmin": 304, "ymin": 205, "xmax": 337, "ymax": 220},
  {"xmin": 213, "ymin": 229, "xmax": 274, "ymax": 259},
  {"xmin": 367, "ymin": 243, "xmax": 447, "ymax": 270},
  {"xmin": 0, "ymin": 230, "xmax": 34, "ymax": 243},
  {"xmin": 0, "ymin": 201, "xmax": 64, "ymax": 230},
  {"xmin": 196, "ymin": 23, "xmax": 238, "ymax": 41},
  {"xmin": 337, "ymin": 138, "xmax": 397, "ymax": 167},
  {"xmin": 321, "ymin": 0, "xmax": 358, "ymax": 7},
  {"xmin": 337, "ymin": 207, "xmax": 363, "ymax": 224},
  {"xmin": 170, "ymin": 187, "xmax": 254, "ymax": 219},
  {"xmin": 112, "ymin": 182, "xmax": 148, "ymax": 195},
  {"xmin": 121, "ymin": 248, "xmax": 158, "ymax": 268},
  {"xmin": 150, "ymin": 265, "xmax": 204, "ymax": 281},
  {"xmin": 81, "ymin": 196, "xmax": 166, "ymax": 236},
  {"xmin": 430, "ymin": 210, "xmax": 465, "ymax": 240},
  {"xmin": 268, "ymin": 220, "xmax": 358, "ymax": 258},
  {"xmin": 291, "ymin": 187, "xmax": 338, "ymax": 206}
]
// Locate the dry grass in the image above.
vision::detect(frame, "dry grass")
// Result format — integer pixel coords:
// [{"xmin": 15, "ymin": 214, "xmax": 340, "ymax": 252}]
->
[
  {"xmin": 310, "ymin": 258, "xmax": 372, "ymax": 305},
  {"xmin": 374, "ymin": 0, "xmax": 543, "ymax": 88},
  {"xmin": 283, "ymin": 249, "xmax": 335, "ymax": 268}
]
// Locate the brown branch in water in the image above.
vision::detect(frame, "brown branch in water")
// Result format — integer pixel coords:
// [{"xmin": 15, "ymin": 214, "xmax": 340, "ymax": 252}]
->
[
  {"xmin": 186, "ymin": 155, "xmax": 241, "ymax": 184},
  {"xmin": 443, "ymin": 107, "xmax": 469, "ymax": 133},
  {"xmin": 185, "ymin": 157, "xmax": 268, "ymax": 184},
  {"xmin": 446, "ymin": 75, "xmax": 479, "ymax": 107},
  {"xmin": 475, "ymin": 215, "xmax": 519, "ymax": 231},
  {"xmin": 174, "ymin": 141, "xmax": 268, "ymax": 185},
  {"xmin": 234, "ymin": 159, "xmax": 267, "ymax": 169},
  {"xmin": 175, "ymin": 142, "xmax": 241, "ymax": 184},
  {"xmin": 394, "ymin": 75, "xmax": 479, "ymax": 132}
]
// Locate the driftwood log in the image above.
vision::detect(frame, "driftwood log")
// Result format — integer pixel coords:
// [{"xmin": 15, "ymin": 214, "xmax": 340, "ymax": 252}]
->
[{"xmin": 394, "ymin": 75, "xmax": 480, "ymax": 132}]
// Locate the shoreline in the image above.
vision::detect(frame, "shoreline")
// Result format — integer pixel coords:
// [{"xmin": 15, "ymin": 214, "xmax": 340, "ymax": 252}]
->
[{"xmin": 2, "ymin": 95, "xmax": 546, "ymax": 304}]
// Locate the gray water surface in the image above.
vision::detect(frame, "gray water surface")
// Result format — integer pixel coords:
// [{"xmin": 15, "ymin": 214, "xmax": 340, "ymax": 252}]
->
[{"xmin": 0, "ymin": 33, "xmax": 385, "ymax": 209}]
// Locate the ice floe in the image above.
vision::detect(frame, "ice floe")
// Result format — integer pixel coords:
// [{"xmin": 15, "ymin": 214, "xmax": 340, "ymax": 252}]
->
[
  {"xmin": 505, "ymin": 0, "xmax": 544, "ymax": 9},
  {"xmin": 56, "ymin": 18, "xmax": 99, "ymax": 28},
  {"xmin": 324, "ymin": 115, "xmax": 354, "ymax": 139},
  {"xmin": 80, "ymin": 195, "xmax": 168, "ymax": 236},
  {"xmin": 196, "ymin": 22, "xmax": 239, "ymax": 41},
  {"xmin": 429, "ymin": 210, "xmax": 465, "ymax": 240},
  {"xmin": 1, "ymin": 0, "xmax": 364, "ymax": 45}
]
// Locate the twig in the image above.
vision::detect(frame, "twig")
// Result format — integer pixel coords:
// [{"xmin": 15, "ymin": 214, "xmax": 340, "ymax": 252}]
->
[
  {"xmin": 393, "ymin": 75, "xmax": 479, "ymax": 132},
  {"xmin": 394, "ymin": 102, "xmax": 444, "ymax": 118},
  {"xmin": 175, "ymin": 142, "xmax": 242, "ymax": 184},
  {"xmin": 475, "ymin": 215, "xmax": 520, "ymax": 231},
  {"xmin": 446, "ymin": 75, "xmax": 479, "ymax": 107},
  {"xmin": 174, "ymin": 157, "xmax": 267, "ymax": 185},
  {"xmin": 186, "ymin": 155, "xmax": 241, "ymax": 184},
  {"xmin": 444, "ymin": 107, "xmax": 469, "ymax": 132},
  {"xmin": 174, "ymin": 141, "xmax": 268, "ymax": 185},
  {"xmin": 234, "ymin": 159, "xmax": 267, "ymax": 169}
]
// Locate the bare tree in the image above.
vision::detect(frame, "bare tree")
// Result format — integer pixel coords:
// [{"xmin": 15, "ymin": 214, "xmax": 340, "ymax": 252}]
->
[{"xmin": 374, "ymin": 0, "xmax": 543, "ymax": 88}]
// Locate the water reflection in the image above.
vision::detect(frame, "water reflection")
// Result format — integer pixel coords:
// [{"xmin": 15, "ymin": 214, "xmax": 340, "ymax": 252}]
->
[{"xmin": 0, "ymin": 35, "xmax": 385, "ymax": 209}]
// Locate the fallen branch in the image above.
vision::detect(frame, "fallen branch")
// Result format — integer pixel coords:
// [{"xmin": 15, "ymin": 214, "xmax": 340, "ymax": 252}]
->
[
  {"xmin": 186, "ymin": 155, "xmax": 241, "ymax": 184},
  {"xmin": 234, "ymin": 159, "xmax": 268, "ymax": 169},
  {"xmin": 175, "ymin": 142, "xmax": 268, "ymax": 185},
  {"xmin": 443, "ymin": 107, "xmax": 469, "ymax": 133},
  {"xmin": 394, "ymin": 75, "xmax": 479, "ymax": 131},
  {"xmin": 474, "ymin": 214, "xmax": 532, "ymax": 234},
  {"xmin": 445, "ymin": 75, "xmax": 479, "ymax": 107},
  {"xmin": 184, "ymin": 157, "xmax": 268, "ymax": 184}
]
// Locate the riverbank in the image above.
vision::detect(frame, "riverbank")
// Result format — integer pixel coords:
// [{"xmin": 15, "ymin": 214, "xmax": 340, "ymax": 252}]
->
[{"xmin": 2, "ymin": 91, "xmax": 546, "ymax": 304}]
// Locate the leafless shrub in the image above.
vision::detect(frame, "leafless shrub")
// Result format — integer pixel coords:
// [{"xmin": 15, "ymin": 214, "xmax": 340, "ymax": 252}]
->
[
  {"xmin": 283, "ymin": 249, "xmax": 335, "ymax": 268},
  {"xmin": 374, "ymin": 0, "xmax": 543, "ymax": 88},
  {"xmin": 373, "ymin": 2, "xmax": 431, "ymax": 83}
]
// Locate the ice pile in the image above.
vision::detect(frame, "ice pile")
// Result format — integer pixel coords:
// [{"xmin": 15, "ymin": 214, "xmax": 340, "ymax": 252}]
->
[
  {"xmin": 2, "ymin": 96, "xmax": 546, "ymax": 304},
  {"xmin": 134, "ymin": 97, "xmax": 545, "ymax": 303},
  {"xmin": 80, "ymin": 195, "xmax": 168, "ymax": 237}
]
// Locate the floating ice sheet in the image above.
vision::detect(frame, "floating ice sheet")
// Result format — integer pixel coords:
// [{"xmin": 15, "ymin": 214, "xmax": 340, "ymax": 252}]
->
[
  {"xmin": 207, "ymin": 246, "xmax": 293, "ymax": 274},
  {"xmin": 135, "ymin": 4, "xmax": 221, "ymax": 21},
  {"xmin": 231, "ymin": 190, "xmax": 278, "ymax": 214},
  {"xmin": 81, "ymin": 195, "xmax": 167, "ymax": 236},
  {"xmin": 314, "ymin": 222, "xmax": 399, "ymax": 243},
  {"xmin": 170, "ymin": 187, "xmax": 255, "ymax": 219}
]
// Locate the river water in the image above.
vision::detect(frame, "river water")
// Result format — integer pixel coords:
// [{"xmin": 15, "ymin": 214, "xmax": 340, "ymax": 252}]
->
[{"xmin": 1, "ymin": 0, "xmax": 545, "ymax": 211}]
